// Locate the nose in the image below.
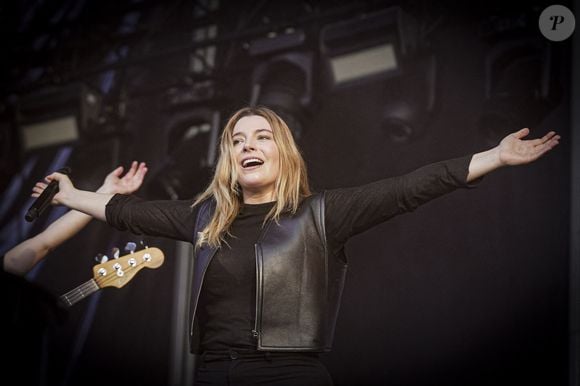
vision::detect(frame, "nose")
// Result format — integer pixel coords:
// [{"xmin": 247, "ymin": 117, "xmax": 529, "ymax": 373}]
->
[{"xmin": 243, "ymin": 139, "xmax": 256, "ymax": 152}]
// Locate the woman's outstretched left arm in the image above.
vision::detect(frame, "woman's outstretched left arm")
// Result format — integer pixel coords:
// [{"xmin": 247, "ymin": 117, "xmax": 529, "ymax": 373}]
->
[{"xmin": 467, "ymin": 128, "xmax": 560, "ymax": 183}]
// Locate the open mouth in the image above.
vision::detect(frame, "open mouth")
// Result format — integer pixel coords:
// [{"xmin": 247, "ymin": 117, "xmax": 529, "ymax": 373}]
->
[{"xmin": 241, "ymin": 158, "xmax": 264, "ymax": 168}]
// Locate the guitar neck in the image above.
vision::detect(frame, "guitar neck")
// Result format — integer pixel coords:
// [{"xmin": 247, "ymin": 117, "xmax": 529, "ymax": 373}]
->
[{"xmin": 59, "ymin": 278, "xmax": 101, "ymax": 307}]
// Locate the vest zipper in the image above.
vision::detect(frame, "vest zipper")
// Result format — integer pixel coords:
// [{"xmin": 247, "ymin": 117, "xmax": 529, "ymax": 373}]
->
[
  {"xmin": 253, "ymin": 242, "xmax": 262, "ymax": 341},
  {"xmin": 252, "ymin": 219, "xmax": 272, "ymax": 344}
]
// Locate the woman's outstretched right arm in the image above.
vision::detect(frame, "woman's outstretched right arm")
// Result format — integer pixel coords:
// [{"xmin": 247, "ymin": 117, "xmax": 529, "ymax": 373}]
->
[
  {"xmin": 36, "ymin": 172, "xmax": 112, "ymax": 221},
  {"xmin": 37, "ymin": 170, "xmax": 198, "ymax": 242}
]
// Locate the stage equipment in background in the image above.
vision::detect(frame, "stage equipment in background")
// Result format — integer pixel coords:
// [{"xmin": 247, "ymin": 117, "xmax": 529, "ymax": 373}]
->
[
  {"xmin": 146, "ymin": 107, "xmax": 220, "ymax": 200},
  {"xmin": 379, "ymin": 51, "xmax": 437, "ymax": 144},
  {"xmin": 247, "ymin": 26, "xmax": 314, "ymax": 140},
  {"xmin": 478, "ymin": 11, "xmax": 563, "ymax": 145},
  {"xmin": 320, "ymin": 7, "xmax": 438, "ymax": 144},
  {"xmin": 320, "ymin": 7, "xmax": 409, "ymax": 88},
  {"xmin": 16, "ymin": 83, "xmax": 103, "ymax": 152}
]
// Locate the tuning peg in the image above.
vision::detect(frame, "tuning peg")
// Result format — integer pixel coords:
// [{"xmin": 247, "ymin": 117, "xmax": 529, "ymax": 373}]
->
[
  {"xmin": 139, "ymin": 239, "xmax": 149, "ymax": 249},
  {"xmin": 111, "ymin": 247, "xmax": 120, "ymax": 259},
  {"xmin": 124, "ymin": 242, "xmax": 137, "ymax": 254},
  {"xmin": 94, "ymin": 253, "xmax": 109, "ymax": 264}
]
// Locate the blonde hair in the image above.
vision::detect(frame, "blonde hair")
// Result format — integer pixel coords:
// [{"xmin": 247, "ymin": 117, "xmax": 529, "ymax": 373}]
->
[{"xmin": 193, "ymin": 106, "xmax": 311, "ymax": 248}]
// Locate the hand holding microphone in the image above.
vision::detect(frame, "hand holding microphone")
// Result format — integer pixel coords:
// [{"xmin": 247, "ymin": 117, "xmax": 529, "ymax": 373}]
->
[{"xmin": 26, "ymin": 167, "xmax": 72, "ymax": 222}]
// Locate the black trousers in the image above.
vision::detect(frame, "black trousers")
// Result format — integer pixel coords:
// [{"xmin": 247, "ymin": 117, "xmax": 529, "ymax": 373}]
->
[{"xmin": 194, "ymin": 350, "xmax": 334, "ymax": 386}]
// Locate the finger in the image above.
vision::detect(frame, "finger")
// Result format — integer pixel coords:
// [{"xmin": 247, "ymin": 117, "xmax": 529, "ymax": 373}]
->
[
  {"xmin": 529, "ymin": 132, "xmax": 555, "ymax": 147},
  {"xmin": 46, "ymin": 172, "xmax": 66, "ymax": 181},
  {"xmin": 539, "ymin": 131, "xmax": 557, "ymax": 143},
  {"xmin": 531, "ymin": 131, "xmax": 560, "ymax": 146},
  {"xmin": 44, "ymin": 172, "xmax": 70, "ymax": 186},
  {"xmin": 513, "ymin": 127, "xmax": 530, "ymax": 139},
  {"xmin": 534, "ymin": 136, "xmax": 560, "ymax": 153},
  {"xmin": 35, "ymin": 182, "xmax": 48, "ymax": 189},
  {"xmin": 130, "ymin": 160, "xmax": 139, "ymax": 173},
  {"xmin": 124, "ymin": 161, "xmax": 138, "ymax": 179},
  {"xmin": 548, "ymin": 137, "xmax": 560, "ymax": 149},
  {"xmin": 532, "ymin": 138, "xmax": 560, "ymax": 159},
  {"xmin": 135, "ymin": 162, "xmax": 148, "ymax": 179},
  {"xmin": 111, "ymin": 165, "xmax": 124, "ymax": 177}
]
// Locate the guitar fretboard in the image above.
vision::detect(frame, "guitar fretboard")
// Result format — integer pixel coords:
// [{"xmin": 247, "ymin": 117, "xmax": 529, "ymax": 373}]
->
[{"xmin": 59, "ymin": 279, "xmax": 100, "ymax": 307}]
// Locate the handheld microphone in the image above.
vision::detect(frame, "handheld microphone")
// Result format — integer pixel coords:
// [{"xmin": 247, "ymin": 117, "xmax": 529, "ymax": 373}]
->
[{"xmin": 25, "ymin": 167, "xmax": 72, "ymax": 222}]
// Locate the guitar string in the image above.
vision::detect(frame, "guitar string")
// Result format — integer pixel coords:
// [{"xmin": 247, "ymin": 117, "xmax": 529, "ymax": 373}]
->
[
  {"xmin": 61, "ymin": 263, "xmax": 143, "ymax": 305},
  {"xmin": 60, "ymin": 279, "xmax": 99, "ymax": 305}
]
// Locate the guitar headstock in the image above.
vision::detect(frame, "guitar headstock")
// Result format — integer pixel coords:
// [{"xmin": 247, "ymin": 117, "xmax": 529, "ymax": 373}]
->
[{"xmin": 92, "ymin": 246, "xmax": 164, "ymax": 289}]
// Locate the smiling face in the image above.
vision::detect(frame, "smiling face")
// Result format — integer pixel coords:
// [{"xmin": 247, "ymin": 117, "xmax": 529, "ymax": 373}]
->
[{"xmin": 231, "ymin": 115, "xmax": 280, "ymax": 204}]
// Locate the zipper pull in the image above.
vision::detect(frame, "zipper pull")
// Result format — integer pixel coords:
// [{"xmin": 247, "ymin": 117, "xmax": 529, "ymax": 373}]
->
[{"xmin": 251, "ymin": 329, "xmax": 259, "ymax": 338}]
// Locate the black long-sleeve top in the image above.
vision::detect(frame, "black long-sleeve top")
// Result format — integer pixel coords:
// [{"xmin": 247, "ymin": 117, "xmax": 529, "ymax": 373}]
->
[{"xmin": 106, "ymin": 155, "xmax": 475, "ymax": 352}]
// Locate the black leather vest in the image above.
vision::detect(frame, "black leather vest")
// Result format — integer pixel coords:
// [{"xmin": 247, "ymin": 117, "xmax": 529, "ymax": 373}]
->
[{"xmin": 189, "ymin": 194, "xmax": 348, "ymax": 353}]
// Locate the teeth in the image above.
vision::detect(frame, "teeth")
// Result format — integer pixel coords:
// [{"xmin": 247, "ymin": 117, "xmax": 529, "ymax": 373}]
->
[{"xmin": 242, "ymin": 158, "xmax": 263, "ymax": 167}]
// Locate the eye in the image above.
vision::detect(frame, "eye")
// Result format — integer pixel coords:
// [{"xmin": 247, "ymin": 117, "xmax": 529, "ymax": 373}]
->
[
  {"xmin": 232, "ymin": 138, "xmax": 243, "ymax": 145},
  {"xmin": 258, "ymin": 135, "xmax": 271, "ymax": 140}
]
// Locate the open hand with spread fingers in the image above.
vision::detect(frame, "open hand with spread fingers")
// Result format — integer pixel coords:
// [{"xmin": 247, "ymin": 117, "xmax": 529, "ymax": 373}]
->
[{"xmin": 497, "ymin": 128, "xmax": 560, "ymax": 166}]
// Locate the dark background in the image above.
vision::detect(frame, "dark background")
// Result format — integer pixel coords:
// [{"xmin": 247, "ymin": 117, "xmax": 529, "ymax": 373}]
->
[{"xmin": 0, "ymin": 1, "xmax": 574, "ymax": 386}]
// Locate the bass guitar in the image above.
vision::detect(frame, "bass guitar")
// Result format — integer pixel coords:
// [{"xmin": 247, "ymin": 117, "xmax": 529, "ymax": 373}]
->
[{"xmin": 59, "ymin": 246, "xmax": 164, "ymax": 307}]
